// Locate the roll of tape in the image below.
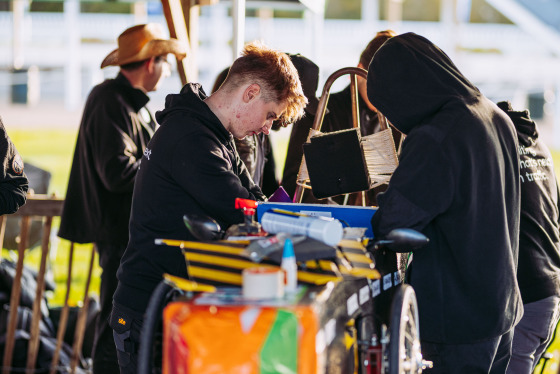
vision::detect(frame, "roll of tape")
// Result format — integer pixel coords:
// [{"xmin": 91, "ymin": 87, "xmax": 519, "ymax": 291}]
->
[{"xmin": 242, "ymin": 267, "xmax": 285, "ymax": 300}]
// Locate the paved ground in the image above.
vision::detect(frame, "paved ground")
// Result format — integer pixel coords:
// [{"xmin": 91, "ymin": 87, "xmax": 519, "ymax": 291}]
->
[{"xmin": 2, "ymin": 101, "xmax": 83, "ymax": 130}]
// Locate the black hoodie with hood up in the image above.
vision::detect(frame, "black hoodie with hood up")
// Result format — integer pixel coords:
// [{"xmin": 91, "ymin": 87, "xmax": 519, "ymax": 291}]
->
[
  {"xmin": 498, "ymin": 101, "xmax": 560, "ymax": 305},
  {"xmin": 368, "ymin": 33, "xmax": 523, "ymax": 343},
  {"xmin": 114, "ymin": 83, "xmax": 265, "ymax": 313}
]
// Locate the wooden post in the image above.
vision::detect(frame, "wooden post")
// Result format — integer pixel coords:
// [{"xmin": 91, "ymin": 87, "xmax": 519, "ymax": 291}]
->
[
  {"xmin": 69, "ymin": 245, "xmax": 96, "ymax": 374},
  {"xmin": 161, "ymin": 0, "xmax": 193, "ymax": 85},
  {"xmin": 0, "ymin": 216, "xmax": 6, "ymax": 250},
  {"xmin": 50, "ymin": 242, "xmax": 74, "ymax": 374},
  {"xmin": 2, "ymin": 216, "xmax": 30, "ymax": 374},
  {"xmin": 0, "ymin": 195, "xmax": 65, "ymax": 373},
  {"xmin": 26, "ymin": 216, "xmax": 54, "ymax": 373}
]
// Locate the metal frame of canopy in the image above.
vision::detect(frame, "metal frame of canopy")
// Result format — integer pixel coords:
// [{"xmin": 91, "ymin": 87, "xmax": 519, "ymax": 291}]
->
[{"xmin": 159, "ymin": 0, "xmax": 325, "ymax": 85}]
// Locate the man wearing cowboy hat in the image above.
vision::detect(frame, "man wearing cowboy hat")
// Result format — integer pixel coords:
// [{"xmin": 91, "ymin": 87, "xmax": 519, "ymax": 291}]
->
[{"xmin": 58, "ymin": 23, "xmax": 186, "ymax": 374}]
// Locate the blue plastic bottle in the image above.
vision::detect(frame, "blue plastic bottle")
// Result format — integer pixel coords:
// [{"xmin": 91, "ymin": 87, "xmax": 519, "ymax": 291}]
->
[{"xmin": 281, "ymin": 238, "xmax": 298, "ymax": 293}]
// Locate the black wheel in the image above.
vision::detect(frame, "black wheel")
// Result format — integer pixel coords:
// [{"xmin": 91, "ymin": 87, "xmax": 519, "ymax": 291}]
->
[
  {"xmin": 138, "ymin": 280, "xmax": 175, "ymax": 374},
  {"xmin": 388, "ymin": 284, "xmax": 422, "ymax": 374}
]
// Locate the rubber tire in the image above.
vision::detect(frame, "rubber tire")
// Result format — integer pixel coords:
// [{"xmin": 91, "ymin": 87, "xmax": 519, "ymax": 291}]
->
[
  {"xmin": 388, "ymin": 284, "xmax": 421, "ymax": 374},
  {"xmin": 137, "ymin": 280, "xmax": 174, "ymax": 374}
]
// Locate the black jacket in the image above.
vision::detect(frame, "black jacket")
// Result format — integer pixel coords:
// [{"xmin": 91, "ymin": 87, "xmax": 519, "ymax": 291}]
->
[
  {"xmin": 326, "ymin": 84, "xmax": 380, "ymax": 137},
  {"xmin": 58, "ymin": 73, "xmax": 155, "ymax": 245},
  {"xmin": 114, "ymin": 83, "xmax": 265, "ymax": 313},
  {"xmin": 0, "ymin": 117, "xmax": 28, "ymax": 215},
  {"xmin": 498, "ymin": 101, "xmax": 560, "ymax": 304},
  {"xmin": 234, "ymin": 133, "xmax": 278, "ymax": 197},
  {"xmin": 281, "ymin": 108, "xmax": 319, "ymax": 201},
  {"xmin": 369, "ymin": 33, "xmax": 523, "ymax": 343}
]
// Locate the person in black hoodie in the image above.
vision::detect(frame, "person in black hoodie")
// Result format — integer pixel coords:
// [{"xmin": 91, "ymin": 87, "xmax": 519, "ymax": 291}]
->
[
  {"xmin": 368, "ymin": 33, "xmax": 523, "ymax": 372},
  {"xmin": 497, "ymin": 101, "xmax": 560, "ymax": 374},
  {"xmin": 280, "ymin": 53, "xmax": 321, "ymax": 200},
  {"xmin": 110, "ymin": 41, "xmax": 306, "ymax": 374},
  {"xmin": 58, "ymin": 24, "xmax": 186, "ymax": 374}
]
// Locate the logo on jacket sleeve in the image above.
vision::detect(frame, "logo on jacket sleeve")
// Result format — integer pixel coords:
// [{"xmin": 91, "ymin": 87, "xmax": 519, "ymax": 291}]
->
[
  {"xmin": 143, "ymin": 147, "xmax": 152, "ymax": 160},
  {"xmin": 118, "ymin": 317, "xmax": 127, "ymax": 326},
  {"xmin": 11, "ymin": 155, "xmax": 23, "ymax": 175}
]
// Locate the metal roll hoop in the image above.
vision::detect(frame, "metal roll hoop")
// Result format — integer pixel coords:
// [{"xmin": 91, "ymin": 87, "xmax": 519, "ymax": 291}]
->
[{"xmin": 294, "ymin": 67, "xmax": 398, "ymax": 204}]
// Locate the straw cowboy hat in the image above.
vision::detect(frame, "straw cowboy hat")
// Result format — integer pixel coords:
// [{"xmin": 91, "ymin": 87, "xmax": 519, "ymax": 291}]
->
[{"xmin": 100, "ymin": 23, "xmax": 187, "ymax": 68}]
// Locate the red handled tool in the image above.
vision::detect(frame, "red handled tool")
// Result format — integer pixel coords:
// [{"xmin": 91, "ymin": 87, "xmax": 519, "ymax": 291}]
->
[{"xmin": 233, "ymin": 198, "xmax": 265, "ymax": 236}]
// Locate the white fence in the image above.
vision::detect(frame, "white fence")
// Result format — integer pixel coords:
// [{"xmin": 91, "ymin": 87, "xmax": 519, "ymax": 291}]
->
[{"xmin": 1, "ymin": 5, "xmax": 560, "ymax": 143}]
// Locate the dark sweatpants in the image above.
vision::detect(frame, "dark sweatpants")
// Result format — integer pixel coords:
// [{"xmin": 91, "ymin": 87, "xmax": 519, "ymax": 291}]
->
[
  {"xmin": 421, "ymin": 329, "xmax": 514, "ymax": 374},
  {"xmin": 92, "ymin": 242, "xmax": 126, "ymax": 374}
]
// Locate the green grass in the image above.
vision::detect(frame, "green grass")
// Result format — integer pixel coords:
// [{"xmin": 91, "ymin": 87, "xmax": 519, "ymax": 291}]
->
[
  {"xmin": 7, "ymin": 127, "xmax": 560, "ymax": 373},
  {"xmin": 9, "ymin": 129, "xmax": 76, "ymax": 197},
  {"xmin": 536, "ymin": 330, "xmax": 560, "ymax": 374}
]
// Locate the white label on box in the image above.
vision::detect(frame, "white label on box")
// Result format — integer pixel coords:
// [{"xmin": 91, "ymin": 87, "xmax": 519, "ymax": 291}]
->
[
  {"xmin": 325, "ymin": 319, "xmax": 336, "ymax": 345},
  {"xmin": 300, "ymin": 210, "xmax": 333, "ymax": 218},
  {"xmin": 394, "ymin": 271, "xmax": 401, "ymax": 285},
  {"xmin": 372, "ymin": 280, "xmax": 381, "ymax": 297},
  {"xmin": 383, "ymin": 274, "xmax": 392, "ymax": 290},
  {"xmin": 347, "ymin": 293, "xmax": 359, "ymax": 315},
  {"xmin": 359, "ymin": 285, "xmax": 370, "ymax": 305},
  {"xmin": 316, "ymin": 329, "xmax": 326, "ymax": 354}
]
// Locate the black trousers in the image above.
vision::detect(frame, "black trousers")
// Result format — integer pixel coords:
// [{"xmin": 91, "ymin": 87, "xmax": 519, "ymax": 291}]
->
[
  {"xmin": 92, "ymin": 242, "xmax": 127, "ymax": 374},
  {"xmin": 421, "ymin": 329, "xmax": 514, "ymax": 374},
  {"xmin": 110, "ymin": 301, "xmax": 145, "ymax": 374}
]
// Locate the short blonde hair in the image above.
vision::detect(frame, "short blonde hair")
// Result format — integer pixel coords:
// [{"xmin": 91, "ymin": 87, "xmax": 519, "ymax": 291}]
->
[{"xmin": 223, "ymin": 41, "xmax": 307, "ymax": 125}]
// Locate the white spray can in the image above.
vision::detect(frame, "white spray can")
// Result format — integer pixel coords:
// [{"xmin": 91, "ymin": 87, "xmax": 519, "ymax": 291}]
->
[{"xmin": 261, "ymin": 212, "xmax": 343, "ymax": 246}]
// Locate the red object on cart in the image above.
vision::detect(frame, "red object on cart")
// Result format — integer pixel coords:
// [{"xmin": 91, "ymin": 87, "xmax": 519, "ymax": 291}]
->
[{"xmin": 233, "ymin": 198, "xmax": 265, "ymax": 236}]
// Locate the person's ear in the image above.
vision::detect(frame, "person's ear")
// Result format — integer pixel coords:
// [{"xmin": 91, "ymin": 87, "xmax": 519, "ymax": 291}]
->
[
  {"xmin": 243, "ymin": 83, "xmax": 261, "ymax": 103},
  {"xmin": 146, "ymin": 57, "xmax": 156, "ymax": 73}
]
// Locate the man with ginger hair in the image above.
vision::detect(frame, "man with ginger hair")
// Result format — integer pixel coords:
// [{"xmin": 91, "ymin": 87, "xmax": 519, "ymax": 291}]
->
[
  {"xmin": 110, "ymin": 41, "xmax": 307, "ymax": 373},
  {"xmin": 58, "ymin": 23, "xmax": 186, "ymax": 374}
]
